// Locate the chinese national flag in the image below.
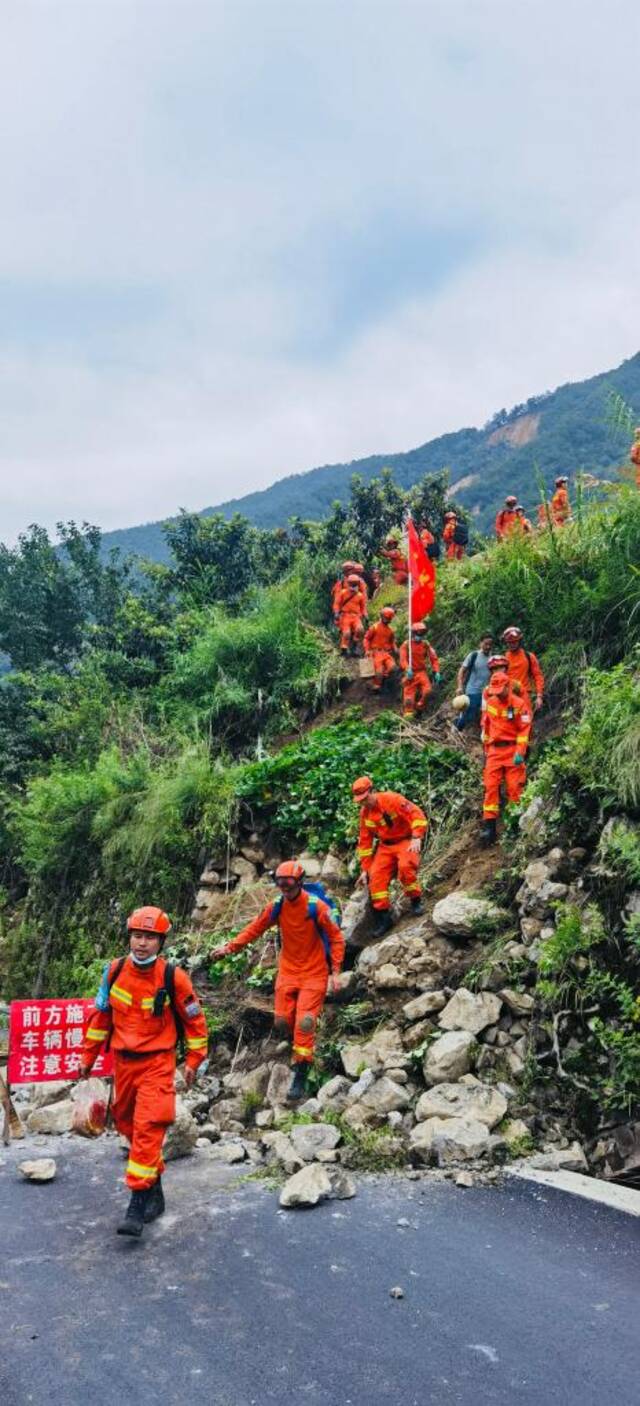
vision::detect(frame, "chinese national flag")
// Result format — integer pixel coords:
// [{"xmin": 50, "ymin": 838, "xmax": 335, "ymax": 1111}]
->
[{"xmin": 407, "ymin": 517, "xmax": 436, "ymax": 621}]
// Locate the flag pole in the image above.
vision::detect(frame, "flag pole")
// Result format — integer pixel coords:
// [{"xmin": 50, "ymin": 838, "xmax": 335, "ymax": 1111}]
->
[{"xmin": 407, "ymin": 515, "xmax": 412, "ymax": 674}]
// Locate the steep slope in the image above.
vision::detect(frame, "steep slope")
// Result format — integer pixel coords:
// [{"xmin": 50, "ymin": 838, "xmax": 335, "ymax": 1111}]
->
[{"xmin": 101, "ymin": 352, "xmax": 640, "ymax": 563}]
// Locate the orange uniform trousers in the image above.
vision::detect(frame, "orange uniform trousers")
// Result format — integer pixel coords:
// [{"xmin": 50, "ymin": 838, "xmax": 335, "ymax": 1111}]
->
[
  {"xmin": 402, "ymin": 669, "xmax": 432, "ymax": 716},
  {"xmin": 371, "ymin": 648, "xmax": 395, "ymax": 688},
  {"xmin": 338, "ymin": 611, "xmax": 364, "ymax": 649},
  {"xmin": 274, "ymin": 978, "xmax": 327, "ymax": 1064},
  {"xmin": 483, "ymin": 744, "xmax": 527, "ymax": 820},
  {"xmin": 112, "ymin": 1049, "xmax": 176, "ymax": 1190},
  {"xmin": 446, "ymin": 542, "xmax": 464, "ymax": 560},
  {"xmin": 368, "ymin": 839, "xmax": 421, "ymax": 910}
]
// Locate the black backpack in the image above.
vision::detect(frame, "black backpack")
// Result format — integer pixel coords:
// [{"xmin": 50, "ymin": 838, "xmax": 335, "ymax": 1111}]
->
[
  {"xmin": 427, "ymin": 537, "xmax": 441, "ymax": 560},
  {"xmin": 108, "ymin": 956, "xmax": 186, "ymax": 1058},
  {"xmin": 453, "ymin": 521, "xmax": 469, "ymax": 546}
]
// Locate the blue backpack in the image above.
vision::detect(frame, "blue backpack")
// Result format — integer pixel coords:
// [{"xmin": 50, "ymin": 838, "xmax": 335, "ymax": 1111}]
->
[{"xmin": 270, "ymin": 882, "xmax": 342, "ymax": 968}]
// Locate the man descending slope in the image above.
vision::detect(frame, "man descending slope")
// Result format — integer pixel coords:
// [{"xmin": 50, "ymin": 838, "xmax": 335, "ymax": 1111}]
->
[
  {"xmin": 352, "ymin": 776, "xmax": 428, "ymax": 938},
  {"xmin": 480, "ymin": 659, "xmax": 532, "ymax": 846},
  {"xmin": 550, "ymin": 476, "xmax": 571, "ymax": 525},
  {"xmin": 334, "ymin": 573, "xmax": 367, "ymax": 655},
  {"xmin": 495, "ymin": 495, "xmax": 519, "ymax": 539},
  {"xmin": 501, "ymin": 626, "xmax": 544, "ymax": 713},
  {"xmin": 80, "ymin": 906, "xmax": 208, "ymax": 1238},
  {"xmin": 380, "ymin": 535, "xmax": 409, "ymax": 584},
  {"xmin": 210, "ymin": 862, "xmax": 344, "ymax": 1104},
  {"xmin": 399, "ymin": 621, "xmax": 441, "ymax": 718},
  {"xmin": 364, "ymin": 606, "xmax": 398, "ymax": 693}
]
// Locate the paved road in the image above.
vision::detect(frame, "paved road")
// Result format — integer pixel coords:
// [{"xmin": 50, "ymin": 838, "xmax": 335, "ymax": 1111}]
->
[{"xmin": 1, "ymin": 1134, "xmax": 639, "ymax": 1406}]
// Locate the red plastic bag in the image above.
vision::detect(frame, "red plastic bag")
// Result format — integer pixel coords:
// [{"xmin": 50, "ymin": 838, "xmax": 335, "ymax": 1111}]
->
[{"xmin": 72, "ymin": 1077, "xmax": 109, "ymax": 1138}]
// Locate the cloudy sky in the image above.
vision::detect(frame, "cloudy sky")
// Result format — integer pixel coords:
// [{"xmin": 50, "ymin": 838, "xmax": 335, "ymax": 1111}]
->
[{"xmin": 2, "ymin": 1, "xmax": 639, "ymax": 542}]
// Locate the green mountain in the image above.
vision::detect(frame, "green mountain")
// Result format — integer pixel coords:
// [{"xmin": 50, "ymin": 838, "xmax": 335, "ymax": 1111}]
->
[{"xmin": 101, "ymin": 352, "xmax": 640, "ymax": 562}]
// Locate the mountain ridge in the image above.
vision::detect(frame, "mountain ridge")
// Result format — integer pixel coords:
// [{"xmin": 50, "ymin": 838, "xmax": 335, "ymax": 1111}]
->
[{"xmin": 101, "ymin": 352, "xmax": 640, "ymax": 563}]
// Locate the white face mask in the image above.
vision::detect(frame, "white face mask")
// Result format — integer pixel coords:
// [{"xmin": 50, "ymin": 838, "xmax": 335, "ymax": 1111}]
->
[{"xmin": 131, "ymin": 952, "xmax": 159, "ymax": 967}]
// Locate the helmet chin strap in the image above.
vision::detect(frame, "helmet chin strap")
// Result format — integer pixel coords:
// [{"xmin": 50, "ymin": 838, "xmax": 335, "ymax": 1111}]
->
[{"xmin": 131, "ymin": 952, "xmax": 159, "ymax": 967}]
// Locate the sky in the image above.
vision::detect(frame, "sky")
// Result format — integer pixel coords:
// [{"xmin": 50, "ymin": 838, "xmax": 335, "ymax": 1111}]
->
[{"xmin": 2, "ymin": 0, "xmax": 640, "ymax": 543}]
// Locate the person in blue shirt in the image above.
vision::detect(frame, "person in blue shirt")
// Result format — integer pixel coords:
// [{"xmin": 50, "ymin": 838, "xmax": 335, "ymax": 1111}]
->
[{"xmin": 454, "ymin": 635, "xmax": 494, "ymax": 731}]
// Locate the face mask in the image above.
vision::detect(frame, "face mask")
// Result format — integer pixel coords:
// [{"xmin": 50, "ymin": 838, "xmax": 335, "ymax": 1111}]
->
[{"xmin": 131, "ymin": 952, "xmax": 159, "ymax": 967}]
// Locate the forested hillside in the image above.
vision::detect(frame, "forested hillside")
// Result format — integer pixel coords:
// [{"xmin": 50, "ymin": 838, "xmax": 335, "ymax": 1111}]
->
[
  {"xmin": 1, "ymin": 459, "xmax": 639, "ymax": 1186},
  {"xmin": 100, "ymin": 351, "xmax": 640, "ymax": 564}
]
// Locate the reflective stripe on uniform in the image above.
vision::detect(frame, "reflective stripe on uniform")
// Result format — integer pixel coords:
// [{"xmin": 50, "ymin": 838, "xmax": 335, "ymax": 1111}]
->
[
  {"xmin": 111, "ymin": 984, "xmax": 133, "ymax": 1006},
  {"xmin": 86, "ymin": 1026, "xmax": 108, "ymax": 1042},
  {"xmin": 483, "ymin": 803, "xmax": 500, "ymax": 814},
  {"xmin": 370, "ymin": 889, "xmax": 389, "ymax": 900},
  {"xmin": 126, "ymin": 1157, "xmax": 159, "ymax": 1180},
  {"xmin": 292, "ymin": 1044, "xmax": 311, "ymax": 1057},
  {"xmin": 358, "ymin": 847, "xmax": 374, "ymax": 858},
  {"xmin": 186, "ymin": 1036, "xmax": 208, "ymax": 1050}
]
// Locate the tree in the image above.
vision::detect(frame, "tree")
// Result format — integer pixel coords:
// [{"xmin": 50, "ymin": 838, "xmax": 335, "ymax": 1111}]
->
[
  {"xmin": 0, "ymin": 525, "xmax": 86, "ymax": 669},
  {"xmin": 163, "ymin": 510, "xmax": 257, "ymax": 608}
]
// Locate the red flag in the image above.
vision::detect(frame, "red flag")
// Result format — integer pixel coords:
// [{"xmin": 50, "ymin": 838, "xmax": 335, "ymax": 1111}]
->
[{"xmin": 407, "ymin": 518, "xmax": 436, "ymax": 621}]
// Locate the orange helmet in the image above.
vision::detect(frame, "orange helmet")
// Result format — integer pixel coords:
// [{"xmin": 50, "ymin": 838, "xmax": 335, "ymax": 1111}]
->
[
  {"xmin": 505, "ymin": 495, "xmax": 517, "ymax": 507},
  {"xmin": 488, "ymin": 654, "xmax": 508, "ymax": 670},
  {"xmin": 353, "ymin": 562, "xmax": 364, "ymax": 573},
  {"xmin": 516, "ymin": 504, "xmax": 525, "ymax": 512},
  {"xmin": 444, "ymin": 510, "xmax": 456, "ymax": 520},
  {"xmin": 342, "ymin": 560, "xmax": 357, "ymax": 572},
  {"xmin": 555, "ymin": 476, "xmax": 568, "ymax": 486},
  {"xmin": 381, "ymin": 606, "xmax": 395, "ymax": 621},
  {"xmin": 127, "ymin": 906, "xmax": 172, "ymax": 936},
  {"xmin": 347, "ymin": 574, "xmax": 361, "ymax": 586},
  {"xmin": 385, "ymin": 535, "xmax": 399, "ymax": 546},
  {"xmin": 411, "ymin": 621, "xmax": 427, "ymax": 635},
  {"xmin": 502, "ymin": 626, "xmax": 523, "ymax": 643},
  {"xmin": 275, "ymin": 860, "xmax": 305, "ymax": 886},
  {"xmin": 352, "ymin": 775, "xmax": 374, "ymax": 800}
]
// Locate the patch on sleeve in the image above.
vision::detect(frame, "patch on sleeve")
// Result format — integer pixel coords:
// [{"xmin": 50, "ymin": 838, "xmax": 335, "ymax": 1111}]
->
[{"xmin": 185, "ymin": 999, "xmax": 202, "ymax": 1018}]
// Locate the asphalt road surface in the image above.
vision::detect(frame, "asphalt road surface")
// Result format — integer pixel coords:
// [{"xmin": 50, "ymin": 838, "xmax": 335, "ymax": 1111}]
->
[{"xmin": 1, "ymin": 1133, "xmax": 639, "ymax": 1406}]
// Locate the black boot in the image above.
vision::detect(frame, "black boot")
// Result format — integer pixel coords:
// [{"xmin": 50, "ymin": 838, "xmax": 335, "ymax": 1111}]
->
[
  {"xmin": 480, "ymin": 819, "xmax": 497, "ymax": 847},
  {"xmin": 143, "ymin": 1177, "xmax": 165, "ymax": 1223},
  {"xmin": 410, "ymin": 897, "xmax": 425, "ymax": 915},
  {"xmin": 117, "ymin": 1189, "xmax": 149, "ymax": 1237},
  {"xmin": 286, "ymin": 1064, "xmax": 309, "ymax": 1103},
  {"xmin": 372, "ymin": 910, "xmax": 393, "ymax": 939}
]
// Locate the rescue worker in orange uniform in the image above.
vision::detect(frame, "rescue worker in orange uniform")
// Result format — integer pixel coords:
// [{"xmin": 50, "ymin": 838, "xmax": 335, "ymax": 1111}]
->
[
  {"xmin": 480, "ymin": 660, "xmax": 532, "ymax": 845},
  {"xmin": 495, "ymin": 495, "xmax": 519, "ymax": 539},
  {"xmin": 399, "ymin": 621, "xmax": 441, "ymax": 718},
  {"xmin": 380, "ymin": 535, "xmax": 409, "ymax": 584},
  {"xmin": 550, "ymin": 476, "xmax": 571, "ymax": 525},
  {"xmin": 630, "ymin": 427, "xmax": 640, "ymax": 488},
  {"xmin": 210, "ymin": 862, "xmax": 344, "ymax": 1103},
  {"xmin": 331, "ymin": 560, "xmax": 359, "ymax": 617},
  {"xmin": 80, "ymin": 906, "xmax": 208, "ymax": 1238},
  {"xmin": 515, "ymin": 504, "xmax": 533, "ymax": 535},
  {"xmin": 501, "ymin": 626, "xmax": 544, "ymax": 712},
  {"xmin": 442, "ymin": 511, "xmax": 464, "ymax": 559},
  {"xmin": 352, "ymin": 776, "xmax": 428, "ymax": 937},
  {"xmin": 335, "ymin": 574, "xmax": 367, "ymax": 655},
  {"xmin": 364, "ymin": 606, "xmax": 398, "ymax": 692}
]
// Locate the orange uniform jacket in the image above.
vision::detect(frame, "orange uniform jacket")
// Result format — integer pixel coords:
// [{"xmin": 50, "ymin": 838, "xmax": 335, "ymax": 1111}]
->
[
  {"xmin": 398, "ymin": 640, "xmax": 440, "ymax": 675},
  {"xmin": 381, "ymin": 547, "xmax": 408, "ymax": 576},
  {"xmin": 442, "ymin": 521, "xmax": 455, "ymax": 546},
  {"xmin": 495, "ymin": 508, "xmax": 519, "ymax": 539},
  {"xmin": 335, "ymin": 586, "xmax": 367, "ymax": 619},
  {"xmin": 517, "ymin": 515, "xmax": 533, "ymax": 535},
  {"xmin": 82, "ymin": 956, "xmax": 209, "ymax": 1073},
  {"xmin": 364, "ymin": 621, "xmax": 397, "ymax": 655},
  {"xmin": 631, "ymin": 440, "xmax": 640, "ymax": 485},
  {"xmin": 420, "ymin": 529, "xmax": 435, "ymax": 550},
  {"xmin": 505, "ymin": 646, "xmax": 544, "ymax": 702},
  {"xmin": 357, "ymin": 791, "xmax": 428, "ymax": 871},
  {"xmin": 481, "ymin": 687, "xmax": 532, "ymax": 751},
  {"xmin": 333, "ymin": 575, "xmax": 368, "ymax": 614},
  {"xmin": 550, "ymin": 487, "xmax": 570, "ymax": 524},
  {"xmin": 225, "ymin": 892, "xmax": 344, "ymax": 980}
]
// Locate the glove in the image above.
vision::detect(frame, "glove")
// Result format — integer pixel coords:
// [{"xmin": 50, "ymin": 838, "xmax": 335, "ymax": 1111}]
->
[
  {"xmin": 434, "ymin": 672, "xmax": 442, "ymax": 684},
  {"xmin": 406, "ymin": 669, "xmax": 414, "ymax": 681},
  {"xmin": 513, "ymin": 752, "xmax": 525, "ymax": 766}
]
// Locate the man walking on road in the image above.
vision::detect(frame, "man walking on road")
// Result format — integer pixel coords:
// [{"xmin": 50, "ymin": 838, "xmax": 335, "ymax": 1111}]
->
[
  {"xmin": 210, "ymin": 862, "xmax": 344, "ymax": 1104},
  {"xmin": 352, "ymin": 776, "xmax": 428, "ymax": 938},
  {"xmin": 80, "ymin": 906, "xmax": 208, "ymax": 1239}
]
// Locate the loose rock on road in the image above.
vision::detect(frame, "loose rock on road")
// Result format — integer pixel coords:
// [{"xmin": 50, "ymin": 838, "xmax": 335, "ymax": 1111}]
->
[{"xmin": 1, "ymin": 1134, "xmax": 639, "ymax": 1405}]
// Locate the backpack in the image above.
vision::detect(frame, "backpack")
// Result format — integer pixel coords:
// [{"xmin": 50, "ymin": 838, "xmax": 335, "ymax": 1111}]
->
[
  {"xmin": 453, "ymin": 521, "xmax": 469, "ymax": 546},
  {"xmin": 270, "ymin": 882, "xmax": 342, "ymax": 969},
  {"xmin": 427, "ymin": 537, "xmax": 441, "ymax": 561},
  {"xmin": 98, "ymin": 955, "xmax": 186, "ymax": 1058},
  {"xmin": 462, "ymin": 650, "xmax": 479, "ymax": 688}
]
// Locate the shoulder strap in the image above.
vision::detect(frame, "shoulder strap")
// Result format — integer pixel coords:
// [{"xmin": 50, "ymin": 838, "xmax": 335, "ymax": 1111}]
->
[
  {"xmin": 108, "ymin": 955, "xmax": 126, "ymax": 989},
  {"xmin": 463, "ymin": 650, "xmax": 478, "ymax": 684}
]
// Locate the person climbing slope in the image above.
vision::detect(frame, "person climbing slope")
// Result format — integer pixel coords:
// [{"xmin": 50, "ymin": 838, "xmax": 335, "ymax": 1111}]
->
[
  {"xmin": 352, "ymin": 776, "xmax": 428, "ymax": 937},
  {"xmin": 630, "ymin": 427, "xmax": 640, "ymax": 488},
  {"xmin": 210, "ymin": 862, "xmax": 344, "ymax": 1103},
  {"xmin": 380, "ymin": 535, "xmax": 409, "ymax": 584},
  {"xmin": 495, "ymin": 496, "xmax": 519, "ymax": 539},
  {"xmin": 442, "ymin": 511, "xmax": 467, "ymax": 559},
  {"xmin": 515, "ymin": 505, "xmax": 533, "ymax": 535},
  {"xmin": 364, "ymin": 606, "xmax": 398, "ymax": 693},
  {"xmin": 334, "ymin": 573, "xmax": 367, "ymax": 655},
  {"xmin": 550, "ymin": 476, "xmax": 571, "ymax": 525},
  {"xmin": 480, "ymin": 661, "xmax": 532, "ymax": 845},
  {"xmin": 399, "ymin": 621, "xmax": 440, "ymax": 718},
  {"xmin": 80, "ymin": 906, "xmax": 208, "ymax": 1239}
]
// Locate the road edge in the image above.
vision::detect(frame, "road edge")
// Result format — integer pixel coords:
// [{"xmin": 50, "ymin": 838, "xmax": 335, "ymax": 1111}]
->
[{"xmin": 507, "ymin": 1165, "xmax": 640, "ymax": 1218}]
